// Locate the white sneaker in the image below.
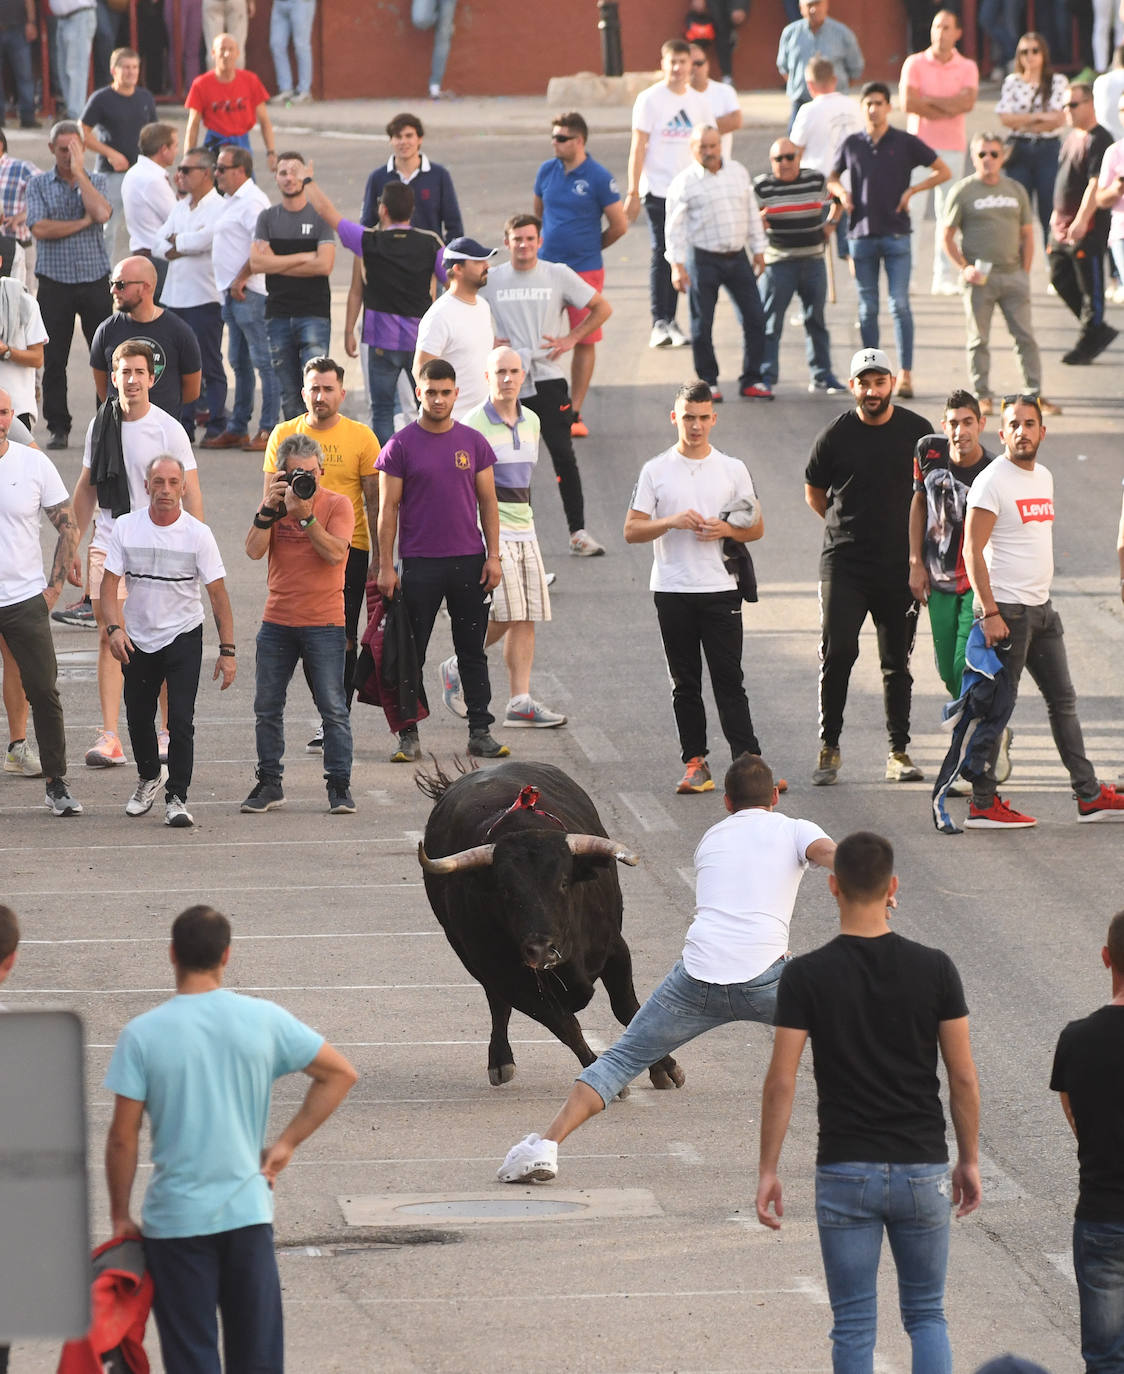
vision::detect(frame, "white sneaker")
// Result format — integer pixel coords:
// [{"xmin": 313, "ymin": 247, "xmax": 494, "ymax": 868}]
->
[
  {"xmin": 995, "ymin": 726, "xmax": 1013, "ymax": 784},
  {"xmin": 165, "ymin": 795, "xmax": 194, "ymax": 828},
  {"xmin": 497, "ymin": 1133, "xmax": 558, "ymax": 1183},
  {"xmin": 568, "ymin": 529, "xmax": 605, "ymax": 557},
  {"xmin": 439, "ymin": 655, "xmax": 467, "ymax": 718},
  {"xmin": 504, "ymin": 698, "xmax": 567, "ymax": 728},
  {"xmin": 4, "ymin": 738, "xmax": 42, "ymax": 776},
  {"xmin": 648, "ymin": 320, "xmax": 672, "ymax": 348},
  {"xmin": 665, "ymin": 320, "xmax": 690, "ymax": 347},
  {"xmin": 125, "ymin": 775, "xmax": 161, "ymax": 817}
]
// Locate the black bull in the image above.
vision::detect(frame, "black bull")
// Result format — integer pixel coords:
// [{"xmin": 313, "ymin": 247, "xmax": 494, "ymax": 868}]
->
[{"xmin": 418, "ymin": 761, "xmax": 684, "ymax": 1092}]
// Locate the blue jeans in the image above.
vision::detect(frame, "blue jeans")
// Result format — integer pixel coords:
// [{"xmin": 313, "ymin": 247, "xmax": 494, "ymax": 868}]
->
[
  {"xmin": 269, "ymin": 0, "xmax": 315, "ymax": 94},
  {"xmin": 759, "ymin": 255, "xmax": 833, "ymax": 386},
  {"xmin": 579, "ymin": 957, "xmax": 783, "ymax": 1106},
  {"xmin": 223, "ymin": 289, "xmax": 279, "ymax": 434},
  {"xmin": 815, "ymin": 1161, "xmax": 952, "ymax": 1374},
  {"xmin": 366, "ymin": 345, "xmax": 414, "ymax": 445},
  {"xmin": 55, "ymin": 6, "xmax": 96, "ymax": 119},
  {"xmin": 411, "ymin": 0, "xmax": 457, "ymax": 89},
  {"xmin": 144, "ymin": 1224, "xmax": 283, "ymax": 1374},
  {"xmin": 977, "ymin": 0, "xmax": 1021, "ymax": 65},
  {"xmin": 170, "ymin": 301, "xmax": 227, "ymax": 434},
  {"xmin": 0, "ymin": 25, "xmax": 36, "ymax": 120},
  {"xmin": 267, "ymin": 314, "xmax": 331, "ymax": 421},
  {"xmin": 644, "ymin": 193, "xmax": 679, "ymax": 327},
  {"xmin": 1074, "ymin": 1220, "xmax": 1124, "ymax": 1373},
  {"xmin": 689, "ymin": 247, "xmax": 765, "ymax": 388},
  {"xmin": 1004, "ymin": 137, "xmax": 1060, "ymax": 247},
  {"xmin": 851, "ymin": 234, "xmax": 914, "ymax": 370},
  {"xmin": 253, "ymin": 621, "xmax": 352, "ymax": 784}
]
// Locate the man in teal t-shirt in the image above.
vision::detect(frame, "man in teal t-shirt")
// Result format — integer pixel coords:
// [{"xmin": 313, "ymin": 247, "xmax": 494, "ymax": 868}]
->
[{"xmin": 104, "ymin": 904, "xmax": 357, "ymax": 1374}]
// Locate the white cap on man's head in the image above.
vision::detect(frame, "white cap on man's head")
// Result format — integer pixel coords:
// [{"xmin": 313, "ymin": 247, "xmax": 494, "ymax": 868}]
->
[{"xmin": 848, "ymin": 347, "xmax": 895, "ymax": 379}]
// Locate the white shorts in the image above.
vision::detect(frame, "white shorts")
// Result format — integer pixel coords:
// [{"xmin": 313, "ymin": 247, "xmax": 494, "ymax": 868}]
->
[{"xmin": 491, "ymin": 538, "xmax": 551, "ymax": 623}]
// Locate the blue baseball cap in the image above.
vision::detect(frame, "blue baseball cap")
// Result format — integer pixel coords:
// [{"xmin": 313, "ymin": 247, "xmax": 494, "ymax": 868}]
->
[{"xmin": 443, "ymin": 237, "xmax": 497, "ymax": 262}]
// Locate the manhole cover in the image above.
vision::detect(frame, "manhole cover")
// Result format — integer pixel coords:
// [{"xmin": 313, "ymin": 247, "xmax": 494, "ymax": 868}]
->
[{"xmin": 396, "ymin": 1199, "xmax": 587, "ymax": 1219}]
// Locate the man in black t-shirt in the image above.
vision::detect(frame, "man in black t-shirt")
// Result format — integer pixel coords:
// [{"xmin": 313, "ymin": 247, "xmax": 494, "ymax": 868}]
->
[
  {"xmin": 757, "ymin": 831, "xmax": 981, "ymax": 1372},
  {"xmin": 1049, "ymin": 83, "xmax": 1118, "ymax": 364},
  {"xmin": 804, "ymin": 347, "xmax": 933, "ymax": 786},
  {"xmin": 80, "ymin": 48, "xmax": 157, "ymax": 259},
  {"xmin": 250, "ymin": 151, "xmax": 336, "ymax": 422},
  {"xmin": 1051, "ymin": 908, "xmax": 1124, "ymax": 1372}
]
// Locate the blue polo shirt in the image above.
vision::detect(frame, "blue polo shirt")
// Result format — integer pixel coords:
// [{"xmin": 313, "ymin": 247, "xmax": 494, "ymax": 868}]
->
[
  {"xmin": 833, "ymin": 126, "xmax": 936, "ymax": 238},
  {"xmin": 534, "ymin": 154, "xmax": 620, "ymax": 273}
]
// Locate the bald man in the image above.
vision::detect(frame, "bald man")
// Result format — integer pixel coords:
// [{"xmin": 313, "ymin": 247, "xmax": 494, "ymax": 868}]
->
[
  {"xmin": 441, "ymin": 347, "xmax": 566, "ymax": 729},
  {"xmin": 753, "ymin": 138, "xmax": 843, "ymax": 394},
  {"xmin": 89, "ymin": 255, "xmax": 202, "ymax": 419}
]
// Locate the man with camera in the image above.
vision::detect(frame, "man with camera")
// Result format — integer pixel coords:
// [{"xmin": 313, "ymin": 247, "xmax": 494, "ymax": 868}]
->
[{"xmin": 243, "ymin": 432, "xmax": 356, "ymax": 815}]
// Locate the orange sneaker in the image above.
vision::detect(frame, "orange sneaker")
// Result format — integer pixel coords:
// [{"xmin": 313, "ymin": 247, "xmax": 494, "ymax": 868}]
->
[
  {"xmin": 570, "ymin": 414, "xmax": 589, "ymax": 438},
  {"xmin": 85, "ymin": 730, "xmax": 127, "ymax": 768},
  {"xmin": 676, "ymin": 756, "xmax": 714, "ymax": 794}
]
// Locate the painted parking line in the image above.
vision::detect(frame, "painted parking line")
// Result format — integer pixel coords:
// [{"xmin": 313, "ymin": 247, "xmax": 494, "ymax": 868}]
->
[{"xmin": 618, "ymin": 792, "xmax": 678, "ymax": 833}]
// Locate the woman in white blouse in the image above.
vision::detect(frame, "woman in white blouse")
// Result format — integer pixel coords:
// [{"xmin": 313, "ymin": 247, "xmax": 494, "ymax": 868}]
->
[{"xmin": 996, "ymin": 32, "xmax": 1068, "ymax": 246}]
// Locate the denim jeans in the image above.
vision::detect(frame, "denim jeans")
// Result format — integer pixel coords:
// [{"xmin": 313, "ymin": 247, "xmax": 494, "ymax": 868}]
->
[
  {"xmin": 977, "ymin": 0, "xmax": 1021, "ymax": 65},
  {"xmin": 223, "ymin": 288, "xmax": 280, "ymax": 434},
  {"xmin": 815, "ymin": 1161, "xmax": 952, "ymax": 1374},
  {"xmin": 0, "ymin": 25, "xmax": 36, "ymax": 120},
  {"xmin": 1004, "ymin": 137, "xmax": 1061, "ymax": 247},
  {"xmin": 644, "ymin": 193, "xmax": 679, "ymax": 327},
  {"xmin": 579, "ymin": 957, "xmax": 784, "ymax": 1106},
  {"xmin": 972, "ymin": 600, "xmax": 1098, "ymax": 806},
  {"xmin": 170, "ymin": 301, "xmax": 227, "ymax": 434},
  {"xmin": 851, "ymin": 234, "xmax": 914, "ymax": 370},
  {"xmin": 55, "ymin": 6, "xmax": 96, "ymax": 119},
  {"xmin": 688, "ymin": 247, "xmax": 764, "ymax": 388},
  {"xmin": 268, "ymin": 0, "xmax": 315, "ymax": 94},
  {"xmin": 411, "ymin": 0, "xmax": 457, "ymax": 89},
  {"xmin": 267, "ymin": 314, "xmax": 332, "ymax": 420},
  {"xmin": 253, "ymin": 621, "xmax": 352, "ymax": 783},
  {"xmin": 1074, "ymin": 1219, "xmax": 1124, "ymax": 1372},
  {"xmin": 366, "ymin": 345, "xmax": 414, "ymax": 445},
  {"xmin": 759, "ymin": 255, "xmax": 833, "ymax": 386}
]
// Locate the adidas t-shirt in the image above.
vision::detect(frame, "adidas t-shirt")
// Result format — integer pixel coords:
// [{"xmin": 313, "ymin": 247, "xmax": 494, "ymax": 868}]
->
[{"xmin": 631, "ymin": 83, "xmax": 713, "ymax": 197}]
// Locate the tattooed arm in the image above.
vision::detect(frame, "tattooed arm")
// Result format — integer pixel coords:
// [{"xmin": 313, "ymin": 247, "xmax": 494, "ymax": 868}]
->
[{"xmin": 44, "ymin": 499, "xmax": 80, "ymax": 610}]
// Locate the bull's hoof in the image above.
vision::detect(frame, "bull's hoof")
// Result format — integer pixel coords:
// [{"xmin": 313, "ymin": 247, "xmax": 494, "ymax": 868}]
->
[
  {"xmin": 648, "ymin": 1061, "xmax": 686, "ymax": 1090},
  {"xmin": 489, "ymin": 1063, "xmax": 516, "ymax": 1086}
]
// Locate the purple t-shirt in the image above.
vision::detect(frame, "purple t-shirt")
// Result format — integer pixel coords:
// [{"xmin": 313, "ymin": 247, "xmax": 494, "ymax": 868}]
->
[{"xmin": 376, "ymin": 420, "xmax": 496, "ymax": 558}]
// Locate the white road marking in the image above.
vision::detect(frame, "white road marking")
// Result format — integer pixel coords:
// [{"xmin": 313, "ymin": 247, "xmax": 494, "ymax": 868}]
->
[
  {"xmin": 22, "ymin": 932, "xmax": 441, "ymax": 945},
  {"xmin": 1045, "ymin": 1251, "xmax": 1076, "ymax": 1283},
  {"xmin": 3, "ymin": 882, "xmax": 423, "ymax": 896},
  {"xmin": 0, "ymin": 837, "xmax": 412, "ymax": 854},
  {"xmin": 618, "ymin": 792, "xmax": 678, "ymax": 833},
  {"xmin": 977, "ymin": 1149, "xmax": 1026, "ymax": 1202},
  {"xmin": 678, "ymin": 866, "xmax": 694, "ymax": 889},
  {"xmin": 571, "ymin": 725, "xmax": 621, "ymax": 763},
  {"xmin": 668, "ymin": 1140, "xmax": 702, "ymax": 1164},
  {"xmin": 4, "ymin": 983, "xmax": 477, "ymax": 995},
  {"xmin": 281, "ymin": 1283, "xmax": 833, "ymax": 1305}
]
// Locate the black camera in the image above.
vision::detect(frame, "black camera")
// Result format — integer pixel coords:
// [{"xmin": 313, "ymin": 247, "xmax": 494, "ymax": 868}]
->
[{"xmin": 281, "ymin": 468, "xmax": 317, "ymax": 501}]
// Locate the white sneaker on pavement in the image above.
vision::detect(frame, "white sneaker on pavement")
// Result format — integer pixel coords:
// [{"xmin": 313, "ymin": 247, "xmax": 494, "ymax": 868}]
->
[
  {"xmin": 665, "ymin": 320, "xmax": 689, "ymax": 347},
  {"xmin": 497, "ymin": 1133, "xmax": 558, "ymax": 1183},
  {"xmin": 568, "ymin": 529, "xmax": 605, "ymax": 557},
  {"xmin": 648, "ymin": 321, "xmax": 672, "ymax": 348}
]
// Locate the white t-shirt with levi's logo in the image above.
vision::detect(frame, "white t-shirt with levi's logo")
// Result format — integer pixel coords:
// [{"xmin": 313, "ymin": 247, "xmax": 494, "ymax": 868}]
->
[{"xmin": 966, "ymin": 455, "xmax": 1054, "ymax": 606}]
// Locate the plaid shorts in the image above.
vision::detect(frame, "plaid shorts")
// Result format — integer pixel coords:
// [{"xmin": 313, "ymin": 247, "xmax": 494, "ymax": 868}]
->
[{"xmin": 491, "ymin": 538, "xmax": 552, "ymax": 623}]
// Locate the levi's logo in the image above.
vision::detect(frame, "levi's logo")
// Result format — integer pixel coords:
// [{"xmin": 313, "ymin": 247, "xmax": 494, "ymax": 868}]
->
[{"xmin": 1016, "ymin": 498, "xmax": 1054, "ymax": 523}]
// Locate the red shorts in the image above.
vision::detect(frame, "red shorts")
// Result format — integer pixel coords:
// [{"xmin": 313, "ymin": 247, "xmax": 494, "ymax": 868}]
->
[{"xmin": 565, "ymin": 267, "xmax": 605, "ymax": 344}]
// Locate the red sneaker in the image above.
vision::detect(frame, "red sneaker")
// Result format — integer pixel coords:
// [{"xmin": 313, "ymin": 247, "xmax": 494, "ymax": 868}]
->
[
  {"xmin": 1077, "ymin": 784, "xmax": 1124, "ymax": 823},
  {"xmin": 963, "ymin": 795, "xmax": 1036, "ymax": 829}
]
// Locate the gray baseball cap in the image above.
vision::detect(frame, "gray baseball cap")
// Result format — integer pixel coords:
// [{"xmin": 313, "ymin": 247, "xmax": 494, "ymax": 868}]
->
[{"xmin": 849, "ymin": 347, "xmax": 894, "ymax": 379}]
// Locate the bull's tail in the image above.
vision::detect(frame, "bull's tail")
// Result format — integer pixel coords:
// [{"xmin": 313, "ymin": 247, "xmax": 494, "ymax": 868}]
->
[{"xmin": 415, "ymin": 754, "xmax": 478, "ymax": 800}]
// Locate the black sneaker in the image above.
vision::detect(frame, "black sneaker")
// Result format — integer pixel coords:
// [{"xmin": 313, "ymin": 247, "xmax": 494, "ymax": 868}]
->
[
  {"xmin": 240, "ymin": 779, "xmax": 285, "ymax": 813},
  {"xmin": 46, "ymin": 429, "xmax": 70, "ymax": 450},
  {"xmin": 327, "ymin": 778, "xmax": 356, "ymax": 814},
  {"xmin": 467, "ymin": 729, "xmax": 510, "ymax": 758},
  {"xmin": 44, "ymin": 777, "xmax": 83, "ymax": 816}
]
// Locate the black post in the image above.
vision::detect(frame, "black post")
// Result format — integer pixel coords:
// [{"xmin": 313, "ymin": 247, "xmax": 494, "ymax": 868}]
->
[{"xmin": 597, "ymin": 1, "xmax": 623, "ymax": 77}]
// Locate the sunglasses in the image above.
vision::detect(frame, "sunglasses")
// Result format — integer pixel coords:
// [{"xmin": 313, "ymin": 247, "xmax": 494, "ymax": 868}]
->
[
  {"xmin": 215, "ymin": 163, "xmax": 236, "ymax": 171},
  {"xmin": 691, "ymin": 59, "xmax": 707, "ymax": 66},
  {"xmin": 1001, "ymin": 393, "xmax": 1041, "ymax": 408},
  {"xmin": 109, "ymin": 279, "xmax": 145, "ymax": 291},
  {"xmin": 176, "ymin": 163, "xmax": 207, "ymax": 173},
  {"xmin": 771, "ymin": 152, "xmax": 797, "ymax": 162},
  {"xmin": 976, "ymin": 149, "xmax": 1002, "ymax": 158},
  {"xmin": 551, "ymin": 133, "xmax": 576, "ymax": 143},
  {"xmin": 1017, "ymin": 45, "xmax": 1040, "ymax": 54},
  {"xmin": 1063, "ymin": 100, "xmax": 1086, "ymax": 109}
]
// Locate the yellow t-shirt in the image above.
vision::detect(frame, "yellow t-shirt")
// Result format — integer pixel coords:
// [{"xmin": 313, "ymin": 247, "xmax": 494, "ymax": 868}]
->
[{"xmin": 263, "ymin": 415, "xmax": 380, "ymax": 552}]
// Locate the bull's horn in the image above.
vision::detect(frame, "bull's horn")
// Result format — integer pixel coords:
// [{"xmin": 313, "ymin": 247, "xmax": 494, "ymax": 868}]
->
[
  {"xmin": 417, "ymin": 841, "xmax": 496, "ymax": 874},
  {"xmin": 566, "ymin": 834, "xmax": 639, "ymax": 866}
]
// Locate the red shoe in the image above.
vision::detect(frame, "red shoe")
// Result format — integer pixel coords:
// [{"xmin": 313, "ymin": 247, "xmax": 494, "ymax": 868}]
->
[
  {"xmin": 570, "ymin": 415, "xmax": 589, "ymax": 438},
  {"xmin": 963, "ymin": 795, "xmax": 1036, "ymax": 829},
  {"xmin": 1077, "ymin": 784, "xmax": 1124, "ymax": 823},
  {"xmin": 676, "ymin": 756, "xmax": 714, "ymax": 794},
  {"xmin": 739, "ymin": 382, "xmax": 774, "ymax": 400},
  {"xmin": 775, "ymin": 777, "xmax": 788, "ymax": 793}
]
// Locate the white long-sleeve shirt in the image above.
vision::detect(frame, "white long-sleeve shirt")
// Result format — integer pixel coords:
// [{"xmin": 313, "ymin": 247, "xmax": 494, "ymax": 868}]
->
[
  {"xmin": 212, "ymin": 178, "xmax": 271, "ymax": 295},
  {"xmin": 121, "ymin": 155, "xmax": 176, "ymax": 253},
  {"xmin": 155, "ymin": 187, "xmax": 223, "ymax": 308},
  {"xmin": 664, "ymin": 157, "xmax": 767, "ymax": 266}
]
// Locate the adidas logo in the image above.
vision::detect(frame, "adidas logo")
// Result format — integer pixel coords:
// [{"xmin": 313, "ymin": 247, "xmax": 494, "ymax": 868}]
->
[{"xmin": 664, "ymin": 110, "xmax": 695, "ymax": 136}]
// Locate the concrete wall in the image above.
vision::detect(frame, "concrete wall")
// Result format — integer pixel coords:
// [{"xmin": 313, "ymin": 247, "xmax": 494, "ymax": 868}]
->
[{"xmin": 244, "ymin": 0, "xmax": 913, "ymax": 103}]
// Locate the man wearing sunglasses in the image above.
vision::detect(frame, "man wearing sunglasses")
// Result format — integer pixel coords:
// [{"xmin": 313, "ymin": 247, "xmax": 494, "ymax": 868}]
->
[
  {"xmin": 1049, "ymin": 83, "xmax": 1117, "ymax": 365},
  {"xmin": 943, "ymin": 132, "xmax": 1061, "ymax": 418}
]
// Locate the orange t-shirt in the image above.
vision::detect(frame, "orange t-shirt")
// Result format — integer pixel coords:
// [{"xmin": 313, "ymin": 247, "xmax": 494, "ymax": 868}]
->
[{"xmin": 263, "ymin": 488, "xmax": 355, "ymax": 627}]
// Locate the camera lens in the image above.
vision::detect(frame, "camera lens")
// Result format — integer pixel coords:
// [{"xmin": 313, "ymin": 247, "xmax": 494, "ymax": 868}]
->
[{"xmin": 289, "ymin": 470, "xmax": 316, "ymax": 501}]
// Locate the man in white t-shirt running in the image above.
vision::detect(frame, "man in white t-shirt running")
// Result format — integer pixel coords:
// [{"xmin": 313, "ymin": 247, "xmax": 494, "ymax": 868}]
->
[
  {"xmin": 625, "ymin": 39, "xmax": 712, "ymax": 349},
  {"xmin": 497, "ymin": 752, "xmax": 835, "ymax": 1184},
  {"xmin": 413, "ymin": 236, "xmax": 497, "ymax": 420},
  {"xmin": 963, "ymin": 395, "xmax": 1124, "ymax": 827},
  {"xmin": 71, "ymin": 340, "xmax": 202, "ymax": 770},
  {"xmin": 624, "ymin": 380, "xmax": 771, "ymax": 796},
  {"xmin": 100, "ymin": 455, "xmax": 235, "ymax": 828}
]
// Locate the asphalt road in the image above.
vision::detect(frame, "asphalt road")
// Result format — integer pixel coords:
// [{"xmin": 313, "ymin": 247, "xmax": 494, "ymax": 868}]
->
[{"xmin": 2, "ymin": 101, "xmax": 1123, "ymax": 1372}]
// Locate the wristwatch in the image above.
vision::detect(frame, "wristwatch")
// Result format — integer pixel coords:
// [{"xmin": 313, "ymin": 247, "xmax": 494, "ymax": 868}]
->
[
  {"xmin": 298, "ymin": 514, "xmax": 317, "ymax": 529},
  {"xmin": 1, "ymin": 347, "xmax": 11, "ymax": 361},
  {"xmin": 105, "ymin": 623, "xmax": 121, "ymax": 637}
]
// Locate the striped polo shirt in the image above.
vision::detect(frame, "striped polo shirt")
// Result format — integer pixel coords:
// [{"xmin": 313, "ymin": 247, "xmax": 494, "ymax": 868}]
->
[
  {"xmin": 752, "ymin": 168, "xmax": 832, "ymax": 264},
  {"xmin": 462, "ymin": 400, "xmax": 540, "ymax": 541}
]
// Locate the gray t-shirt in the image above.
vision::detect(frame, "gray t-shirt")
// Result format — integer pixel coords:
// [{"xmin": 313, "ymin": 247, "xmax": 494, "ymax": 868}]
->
[
  {"xmin": 480, "ymin": 259, "xmax": 595, "ymax": 396},
  {"xmin": 944, "ymin": 173, "xmax": 1032, "ymax": 273}
]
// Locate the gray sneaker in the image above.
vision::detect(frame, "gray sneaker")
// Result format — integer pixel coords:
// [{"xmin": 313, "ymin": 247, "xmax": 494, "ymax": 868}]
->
[
  {"xmin": 125, "ymin": 775, "xmax": 161, "ymax": 816},
  {"xmin": 812, "ymin": 744, "xmax": 841, "ymax": 786},
  {"xmin": 390, "ymin": 729, "xmax": 421, "ymax": 762},
  {"xmin": 44, "ymin": 778, "xmax": 82, "ymax": 816},
  {"xmin": 4, "ymin": 738, "xmax": 42, "ymax": 777},
  {"xmin": 885, "ymin": 751, "xmax": 924, "ymax": 782},
  {"xmin": 165, "ymin": 796, "xmax": 194, "ymax": 827},
  {"xmin": 467, "ymin": 728, "xmax": 510, "ymax": 758}
]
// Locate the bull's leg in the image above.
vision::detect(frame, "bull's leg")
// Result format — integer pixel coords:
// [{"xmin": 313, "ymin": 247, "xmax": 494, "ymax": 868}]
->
[
  {"xmin": 485, "ymin": 988, "xmax": 516, "ymax": 1086},
  {"xmin": 600, "ymin": 941, "xmax": 685, "ymax": 1091}
]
